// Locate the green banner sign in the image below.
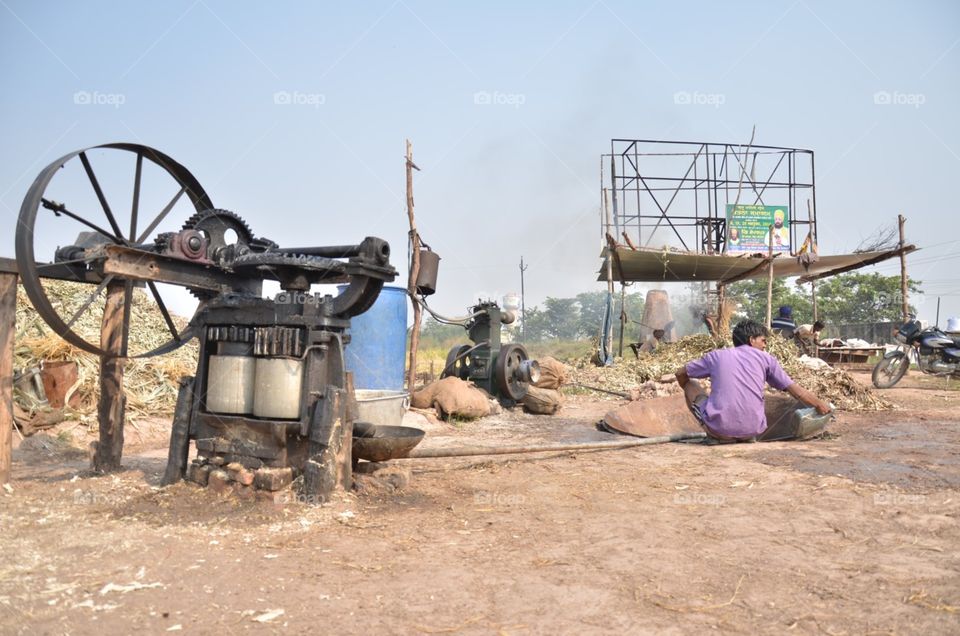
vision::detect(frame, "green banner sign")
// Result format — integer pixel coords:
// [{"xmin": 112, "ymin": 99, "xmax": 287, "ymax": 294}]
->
[{"xmin": 726, "ymin": 204, "xmax": 790, "ymax": 253}]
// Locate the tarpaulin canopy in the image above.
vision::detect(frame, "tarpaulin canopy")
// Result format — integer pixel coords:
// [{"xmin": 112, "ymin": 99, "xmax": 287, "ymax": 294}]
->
[{"xmin": 597, "ymin": 245, "xmax": 917, "ymax": 284}]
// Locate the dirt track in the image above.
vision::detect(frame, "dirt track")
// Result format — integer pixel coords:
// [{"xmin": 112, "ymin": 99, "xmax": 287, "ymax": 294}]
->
[{"xmin": 2, "ymin": 372, "xmax": 958, "ymax": 634}]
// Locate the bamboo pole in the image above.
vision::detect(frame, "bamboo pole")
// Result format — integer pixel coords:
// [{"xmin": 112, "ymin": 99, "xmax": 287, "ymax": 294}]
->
[
  {"xmin": 403, "ymin": 431, "xmax": 707, "ymax": 459},
  {"xmin": 405, "ymin": 140, "xmax": 423, "ymax": 392},
  {"xmin": 898, "ymin": 214, "xmax": 909, "ymax": 321},
  {"xmin": 0, "ymin": 273, "xmax": 16, "ymax": 484},
  {"xmin": 765, "ymin": 225, "xmax": 774, "ymax": 328}
]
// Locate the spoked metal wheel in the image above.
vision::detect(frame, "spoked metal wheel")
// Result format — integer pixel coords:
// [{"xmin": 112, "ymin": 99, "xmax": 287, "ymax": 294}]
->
[
  {"xmin": 495, "ymin": 343, "xmax": 540, "ymax": 401},
  {"xmin": 15, "ymin": 143, "xmax": 213, "ymax": 358},
  {"xmin": 442, "ymin": 344, "xmax": 472, "ymax": 380},
  {"xmin": 872, "ymin": 352, "xmax": 909, "ymax": 389}
]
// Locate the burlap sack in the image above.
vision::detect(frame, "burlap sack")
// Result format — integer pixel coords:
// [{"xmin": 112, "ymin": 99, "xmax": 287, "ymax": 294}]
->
[
  {"xmin": 411, "ymin": 380, "xmax": 442, "ymax": 409},
  {"xmin": 522, "ymin": 386, "xmax": 563, "ymax": 415},
  {"xmin": 534, "ymin": 356, "xmax": 568, "ymax": 390},
  {"xmin": 418, "ymin": 377, "xmax": 490, "ymax": 420}
]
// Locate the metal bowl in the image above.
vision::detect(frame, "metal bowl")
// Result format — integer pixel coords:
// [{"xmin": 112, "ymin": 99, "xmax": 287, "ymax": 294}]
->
[{"xmin": 352, "ymin": 422, "xmax": 425, "ymax": 462}]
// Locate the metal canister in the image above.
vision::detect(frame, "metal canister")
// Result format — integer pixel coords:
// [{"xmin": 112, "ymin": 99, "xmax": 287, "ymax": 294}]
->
[
  {"xmin": 206, "ymin": 355, "xmax": 255, "ymax": 414},
  {"xmin": 415, "ymin": 248, "xmax": 440, "ymax": 296},
  {"xmin": 253, "ymin": 357, "xmax": 304, "ymax": 419}
]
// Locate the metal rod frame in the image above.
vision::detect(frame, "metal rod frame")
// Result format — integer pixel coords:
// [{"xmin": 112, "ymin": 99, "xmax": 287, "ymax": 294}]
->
[{"xmin": 602, "ymin": 139, "xmax": 817, "ymax": 256}]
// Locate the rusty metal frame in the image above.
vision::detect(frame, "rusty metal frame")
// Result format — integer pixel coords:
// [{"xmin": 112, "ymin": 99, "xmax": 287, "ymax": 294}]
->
[{"xmin": 602, "ymin": 139, "xmax": 817, "ymax": 255}]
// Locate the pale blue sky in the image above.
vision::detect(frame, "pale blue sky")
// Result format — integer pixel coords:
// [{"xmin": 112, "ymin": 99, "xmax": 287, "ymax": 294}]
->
[{"xmin": 1, "ymin": 0, "xmax": 958, "ymax": 324}]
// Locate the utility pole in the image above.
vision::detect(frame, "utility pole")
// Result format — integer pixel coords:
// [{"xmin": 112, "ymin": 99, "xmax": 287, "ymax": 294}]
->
[
  {"xmin": 519, "ymin": 256, "xmax": 528, "ymax": 342},
  {"xmin": 898, "ymin": 214, "xmax": 909, "ymax": 321}
]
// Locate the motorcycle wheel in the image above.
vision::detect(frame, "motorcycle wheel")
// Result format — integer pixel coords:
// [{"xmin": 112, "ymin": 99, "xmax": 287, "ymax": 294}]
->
[{"xmin": 872, "ymin": 353, "xmax": 909, "ymax": 388}]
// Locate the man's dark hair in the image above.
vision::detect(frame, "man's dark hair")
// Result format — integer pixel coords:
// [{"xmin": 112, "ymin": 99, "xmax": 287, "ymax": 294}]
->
[
  {"xmin": 732, "ymin": 320, "xmax": 769, "ymax": 346},
  {"xmin": 812, "ymin": 320, "xmax": 826, "ymax": 331}
]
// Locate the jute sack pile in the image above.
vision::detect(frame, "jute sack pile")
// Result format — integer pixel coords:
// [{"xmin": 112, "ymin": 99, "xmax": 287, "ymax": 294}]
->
[
  {"xmin": 522, "ymin": 386, "xmax": 563, "ymax": 415},
  {"xmin": 412, "ymin": 376, "xmax": 491, "ymax": 420}
]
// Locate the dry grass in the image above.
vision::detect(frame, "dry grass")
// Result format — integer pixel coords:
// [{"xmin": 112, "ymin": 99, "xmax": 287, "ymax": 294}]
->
[{"xmin": 15, "ymin": 280, "xmax": 198, "ymax": 421}]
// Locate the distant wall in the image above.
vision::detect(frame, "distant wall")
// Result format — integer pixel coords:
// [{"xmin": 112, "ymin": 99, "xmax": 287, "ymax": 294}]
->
[{"xmin": 830, "ymin": 322, "xmax": 897, "ymax": 344}]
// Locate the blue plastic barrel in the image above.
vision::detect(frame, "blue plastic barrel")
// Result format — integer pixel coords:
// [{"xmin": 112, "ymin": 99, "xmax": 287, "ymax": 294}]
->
[{"xmin": 338, "ymin": 285, "xmax": 408, "ymax": 390}]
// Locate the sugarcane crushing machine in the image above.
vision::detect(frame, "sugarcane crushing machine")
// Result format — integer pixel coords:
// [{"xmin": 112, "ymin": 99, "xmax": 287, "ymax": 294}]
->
[{"xmin": 14, "ymin": 143, "xmax": 397, "ymax": 500}]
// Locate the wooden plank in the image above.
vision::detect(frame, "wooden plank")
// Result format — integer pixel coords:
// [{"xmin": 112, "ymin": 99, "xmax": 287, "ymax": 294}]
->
[
  {"xmin": 92, "ymin": 281, "xmax": 127, "ymax": 473},
  {"xmin": 0, "ymin": 273, "xmax": 16, "ymax": 484}
]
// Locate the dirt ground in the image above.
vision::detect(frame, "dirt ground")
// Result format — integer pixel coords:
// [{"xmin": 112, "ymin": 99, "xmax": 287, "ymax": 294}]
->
[{"xmin": 2, "ymin": 370, "xmax": 958, "ymax": 635}]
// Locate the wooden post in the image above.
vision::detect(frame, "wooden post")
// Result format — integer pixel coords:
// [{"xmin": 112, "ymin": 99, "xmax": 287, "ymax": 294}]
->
[
  {"xmin": 811, "ymin": 281, "xmax": 818, "ymax": 322},
  {"xmin": 618, "ymin": 284, "xmax": 626, "ymax": 357},
  {"xmin": 160, "ymin": 376, "xmax": 194, "ymax": 486},
  {"xmin": 765, "ymin": 225, "xmax": 775, "ymax": 328},
  {"xmin": 898, "ymin": 214, "xmax": 909, "ymax": 321},
  {"xmin": 716, "ymin": 282, "xmax": 726, "ymax": 335},
  {"xmin": 92, "ymin": 280, "xmax": 127, "ymax": 473},
  {"xmin": 604, "ymin": 189, "xmax": 614, "ymax": 356},
  {"xmin": 0, "ymin": 273, "xmax": 16, "ymax": 485},
  {"xmin": 405, "ymin": 139, "xmax": 423, "ymax": 393}
]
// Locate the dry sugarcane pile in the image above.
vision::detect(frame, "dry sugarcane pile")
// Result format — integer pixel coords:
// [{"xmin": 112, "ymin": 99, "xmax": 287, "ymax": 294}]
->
[
  {"xmin": 570, "ymin": 333, "xmax": 730, "ymax": 391},
  {"xmin": 14, "ymin": 280, "xmax": 198, "ymax": 424},
  {"xmin": 569, "ymin": 332, "xmax": 893, "ymax": 412}
]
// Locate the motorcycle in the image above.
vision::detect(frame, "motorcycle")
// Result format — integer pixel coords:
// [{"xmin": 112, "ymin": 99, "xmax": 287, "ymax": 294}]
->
[{"xmin": 871, "ymin": 315, "xmax": 960, "ymax": 388}]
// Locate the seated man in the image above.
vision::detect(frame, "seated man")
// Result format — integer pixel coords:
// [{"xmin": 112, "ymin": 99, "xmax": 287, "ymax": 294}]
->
[
  {"xmin": 771, "ymin": 305, "xmax": 797, "ymax": 338},
  {"xmin": 637, "ymin": 328, "xmax": 666, "ymax": 354},
  {"xmin": 675, "ymin": 320, "xmax": 832, "ymax": 442},
  {"xmin": 796, "ymin": 320, "xmax": 825, "ymax": 353}
]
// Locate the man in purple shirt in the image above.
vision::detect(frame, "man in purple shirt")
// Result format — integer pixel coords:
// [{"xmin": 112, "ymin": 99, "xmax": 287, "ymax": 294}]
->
[{"xmin": 675, "ymin": 320, "xmax": 832, "ymax": 442}]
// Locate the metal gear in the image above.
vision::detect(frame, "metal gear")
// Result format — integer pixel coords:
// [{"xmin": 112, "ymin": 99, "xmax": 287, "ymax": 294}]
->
[{"xmin": 181, "ymin": 209, "xmax": 255, "ymax": 259}]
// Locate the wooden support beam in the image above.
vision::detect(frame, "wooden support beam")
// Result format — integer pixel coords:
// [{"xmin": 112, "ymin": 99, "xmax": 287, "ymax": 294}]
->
[
  {"xmin": 0, "ymin": 273, "xmax": 16, "ymax": 485},
  {"xmin": 92, "ymin": 280, "xmax": 127, "ymax": 473},
  {"xmin": 718, "ymin": 254, "xmax": 777, "ymax": 286},
  {"xmin": 795, "ymin": 244, "xmax": 917, "ymax": 284},
  {"xmin": 303, "ymin": 384, "xmax": 352, "ymax": 501},
  {"xmin": 161, "ymin": 376, "xmax": 195, "ymax": 486}
]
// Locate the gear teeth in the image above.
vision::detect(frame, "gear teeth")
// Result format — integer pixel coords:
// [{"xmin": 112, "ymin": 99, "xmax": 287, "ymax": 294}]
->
[
  {"xmin": 154, "ymin": 232, "xmax": 175, "ymax": 253},
  {"xmin": 181, "ymin": 208, "xmax": 254, "ymax": 241}
]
